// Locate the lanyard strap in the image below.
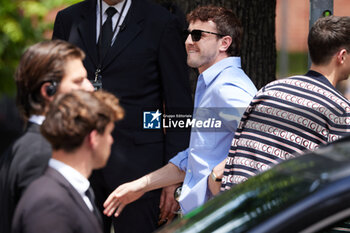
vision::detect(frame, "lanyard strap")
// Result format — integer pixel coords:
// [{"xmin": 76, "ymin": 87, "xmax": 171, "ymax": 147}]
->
[{"xmin": 97, "ymin": 0, "xmax": 127, "ymax": 73}]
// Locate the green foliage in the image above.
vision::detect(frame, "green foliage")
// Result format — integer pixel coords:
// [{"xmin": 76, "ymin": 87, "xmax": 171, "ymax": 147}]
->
[{"xmin": 0, "ymin": 0, "xmax": 81, "ymax": 97}]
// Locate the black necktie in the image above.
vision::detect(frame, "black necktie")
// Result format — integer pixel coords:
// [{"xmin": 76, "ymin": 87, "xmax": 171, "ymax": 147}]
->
[
  {"xmin": 100, "ymin": 7, "xmax": 117, "ymax": 59},
  {"xmin": 85, "ymin": 186, "xmax": 103, "ymax": 226}
]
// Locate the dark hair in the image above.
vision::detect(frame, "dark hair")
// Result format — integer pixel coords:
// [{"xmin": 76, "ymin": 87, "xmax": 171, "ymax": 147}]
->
[
  {"xmin": 308, "ymin": 16, "xmax": 350, "ymax": 65},
  {"xmin": 15, "ymin": 40, "xmax": 85, "ymax": 121},
  {"xmin": 187, "ymin": 5, "xmax": 242, "ymax": 56},
  {"xmin": 41, "ymin": 90, "xmax": 124, "ymax": 152}
]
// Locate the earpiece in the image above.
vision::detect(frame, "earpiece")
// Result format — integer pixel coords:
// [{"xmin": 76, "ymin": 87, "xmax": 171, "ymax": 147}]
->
[{"xmin": 45, "ymin": 81, "xmax": 58, "ymax": 97}]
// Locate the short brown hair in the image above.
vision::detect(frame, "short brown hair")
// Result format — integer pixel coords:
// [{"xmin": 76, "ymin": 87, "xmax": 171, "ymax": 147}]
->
[
  {"xmin": 15, "ymin": 40, "xmax": 85, "ymax": 121},
  {"xmin": 308, "ymin": 16, "xmax": 350, "ymax": 65},
  {"xmin": 41, "ymin": 90, "xmax": 124, "ymax": 152},
  {"xmin": 187, "ymin": 5, "xmax": 242, "ymax": 56}
]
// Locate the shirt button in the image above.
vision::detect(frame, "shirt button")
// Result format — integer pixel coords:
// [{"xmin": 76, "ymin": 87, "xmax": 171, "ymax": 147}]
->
[{"xmin": 188, "ymin": 169, "xmax": 191, "ymax": 173}]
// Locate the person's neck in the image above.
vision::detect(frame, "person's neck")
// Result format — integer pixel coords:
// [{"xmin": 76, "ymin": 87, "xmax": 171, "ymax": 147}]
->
[
  {"xmin": 52, "ymin": 147, "xmax": 93, "ymax": 178},
  {"xmin": 103, "ymin": 0, "xmax": 122, "ymax": 6},
  {"xmin": 198, "ymin": 53, "xmax": 228, "ymax": 74},
  {"xmin": 310, "ymin": 64, "xmax": 338, "ymax": 87}
]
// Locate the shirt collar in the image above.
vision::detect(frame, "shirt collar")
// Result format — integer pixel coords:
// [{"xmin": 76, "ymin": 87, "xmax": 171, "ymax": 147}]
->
[
  {"xmin": 305, "ymin": 70, "xmax": 334, "ymax": 88},
  {"xmin": 99, "ymin": 0, "xmax": 127, "ymax": 15},
  {"xmin": 28, "ymin": 115, "xmax": 45, "ymax": 125},
  {"xmin": 200, "ymin": 57, "xmax": 242, "ymax": 87},
  {"xmin": 49, "ymin": 158, "xmax": 90, "ymax": 195}
]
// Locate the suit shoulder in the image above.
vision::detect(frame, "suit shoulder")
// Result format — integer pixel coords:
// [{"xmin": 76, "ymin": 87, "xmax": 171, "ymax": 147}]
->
[
  {"xmin": 20, "ymin": 174, "xmax": 69, "ymax": 204},
  {"xmin": 141, "ymin": 0, "xmax": 174, "ymax": 22},
  {"xmin": 13, "ymin": 175, "xmax": 76, "ymax": 229},
  {"xmin": 11, "ymin": 131, "xmax": 51, "ymax": 165},
  {"xmin": 7, "ymin": 132, "xmax": 51, "ymax": 183},
  {"xmin": 56, "ymin": 0, "xmax": 90, "ymax": 16}
]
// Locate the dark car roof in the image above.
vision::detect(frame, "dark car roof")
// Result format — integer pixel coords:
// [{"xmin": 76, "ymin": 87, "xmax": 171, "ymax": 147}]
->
[{"xmin": 158, "ymin": 135, "xmax": 350, "ymax": 233}]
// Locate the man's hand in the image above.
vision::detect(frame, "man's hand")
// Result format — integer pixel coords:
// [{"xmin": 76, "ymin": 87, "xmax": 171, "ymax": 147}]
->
[
  {"xmin": 158, "ymin": 184, "xmax": 181, "ymax": 225},
  {"xmin": 103, "ymin": 163, "xmax": 185, "ymax": 218},
  {"xmin": 103, "ymin": 179, "xmax": 146, "ymax": 217},
  {"xmin": 208, "ymin": 159, "xmax": 226, "ymax": 196}
]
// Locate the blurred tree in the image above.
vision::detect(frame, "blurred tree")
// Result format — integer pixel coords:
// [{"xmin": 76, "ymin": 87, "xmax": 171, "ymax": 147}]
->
[
  {"xmin": 0, "ymin": 0, "xmax": 80, "ymax": 97},
  {"xmin": 155, "ymin": 0, "xmax": 277, "ymax": 90}
]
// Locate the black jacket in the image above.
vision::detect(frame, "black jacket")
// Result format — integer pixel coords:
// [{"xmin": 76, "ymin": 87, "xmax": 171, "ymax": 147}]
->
[
  {"xmin": 0, "ymin": 123, "xmax": 51, "ymax": 233},
  {"xmin": 52, "ymin": 0, "xmax": 192, "ymax": 189},
  {"xmin": 12, "ymin": 167, "xmax": 103, "ymax": 233}
]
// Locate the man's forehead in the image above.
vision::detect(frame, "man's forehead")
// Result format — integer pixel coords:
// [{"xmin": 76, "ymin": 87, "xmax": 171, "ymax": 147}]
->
[{"xmin": 189, "ymin": 20, "xmax": 216, "ymax": 28}]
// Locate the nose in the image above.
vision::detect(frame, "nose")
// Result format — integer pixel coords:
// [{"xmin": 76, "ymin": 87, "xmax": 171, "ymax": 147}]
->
[
  {"xmin": 185, "ymin": 33, "xmax": 193, "ymax": 46},
  {"xmin": 84, "ymin": 78, "xmax": 94, "ymax": 92}
]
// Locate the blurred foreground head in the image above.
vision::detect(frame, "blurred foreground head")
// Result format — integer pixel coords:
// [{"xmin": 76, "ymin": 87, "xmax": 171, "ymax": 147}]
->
[
  {"xmin": 15, "ymin": 40, "xmax": 94, "ymax": 121},
  {"xmin": 41, "ymin": 90, "xmax": 124, "ymax": 154}
]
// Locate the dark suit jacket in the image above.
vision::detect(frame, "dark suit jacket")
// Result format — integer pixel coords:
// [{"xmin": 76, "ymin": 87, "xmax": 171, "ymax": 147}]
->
[
  {"xmin": 0, "ymin": 123, "xmax": 51, "ymax": 233},
  {"xmin": 12, "ymin": 167, "xmax": 103, "ymax": 233},
  {"xmin": 52, "ymin": 0, "xmax": 192, "ymax": 190}
]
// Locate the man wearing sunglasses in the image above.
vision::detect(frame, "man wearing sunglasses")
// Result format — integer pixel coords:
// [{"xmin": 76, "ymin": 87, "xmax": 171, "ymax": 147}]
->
[{"xmin": 103, "ymin": 5, "xmax": 257, "ymax": 216}]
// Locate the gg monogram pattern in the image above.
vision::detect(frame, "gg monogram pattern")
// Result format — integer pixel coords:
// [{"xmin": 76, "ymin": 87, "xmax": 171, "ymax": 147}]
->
[{"xmin": 222, "ymin": 71, "xmax": 350, "ymax": 190}]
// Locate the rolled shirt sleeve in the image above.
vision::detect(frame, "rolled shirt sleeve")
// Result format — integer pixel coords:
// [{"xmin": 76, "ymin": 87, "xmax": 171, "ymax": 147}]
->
[{"xmin": 169, "ymin": 148, "xmax": 189, "ymax": 171}]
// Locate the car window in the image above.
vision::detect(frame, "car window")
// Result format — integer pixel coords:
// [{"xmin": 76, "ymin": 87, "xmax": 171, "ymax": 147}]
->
[{"xmin": 320, "ymin": 218, "xmax": 350, "ymax": 233}]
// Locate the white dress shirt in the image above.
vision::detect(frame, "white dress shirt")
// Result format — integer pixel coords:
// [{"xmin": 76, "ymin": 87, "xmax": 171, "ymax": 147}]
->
[
  {"xmin": 96, "ymin": 0, "xmax": 132, "ymax": 45},
  {"xmin": 49, "ymin": 158, "xmax": 94, "ymax": 212},
  {"xmin": 28, "ymin": 115, "xmax": 45, "ymax": 125}
]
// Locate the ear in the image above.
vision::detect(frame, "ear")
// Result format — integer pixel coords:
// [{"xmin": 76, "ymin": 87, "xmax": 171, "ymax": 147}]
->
[
  {"xmin": 88, "ymin": 129, "xmax": 99, "ymax": 149},
  {"xmin": 219, "ymin": 36, "xmax": 233, "ymax": 53},
  {"xmin": 40, "ymin": 82, "xmax": 55, "ymax": 102},
  {"xmin": 336, "ymin": 49, "xmax": 347, "ymax": 65}
]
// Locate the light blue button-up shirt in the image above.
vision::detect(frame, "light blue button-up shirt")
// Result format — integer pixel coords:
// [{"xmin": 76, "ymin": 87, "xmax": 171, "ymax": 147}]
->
[{"xmin": 169, "ymin": 57, "xmax": 257, "ymax": 213}]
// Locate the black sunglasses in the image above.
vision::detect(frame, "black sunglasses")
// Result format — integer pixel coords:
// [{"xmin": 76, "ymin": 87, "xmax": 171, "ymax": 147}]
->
[{"xmin": 184, "ymin": 29, "xmax": 225, "ymax": 42}]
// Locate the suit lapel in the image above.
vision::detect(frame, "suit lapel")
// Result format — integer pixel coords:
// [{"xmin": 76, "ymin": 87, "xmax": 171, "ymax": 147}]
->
[
  {"xmin": 46, "ymin": 167, "xmax": 101, "ymax": 230},
  {"xmin": 77, "ymin": 0, "xmax": 99, "ymax": 67},
  {"xmin": 103, "ymin": 0, "xmax": 145, "ymax": 68}
]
